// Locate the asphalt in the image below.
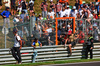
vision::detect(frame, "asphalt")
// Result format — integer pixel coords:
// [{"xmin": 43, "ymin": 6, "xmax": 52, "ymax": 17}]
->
[{"xmin": 40, "ymin": 61, "xmax": 100, "ymax": 66}]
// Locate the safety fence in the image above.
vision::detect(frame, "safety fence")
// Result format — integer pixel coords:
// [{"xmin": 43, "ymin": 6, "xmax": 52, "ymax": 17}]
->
[
  {"xmin": 0, "ymin": 17, "xmax": 100, "ymax": 48},
  {"xmin": 0, "ymin": 43, "xmax": 100, "ymax": 65}
]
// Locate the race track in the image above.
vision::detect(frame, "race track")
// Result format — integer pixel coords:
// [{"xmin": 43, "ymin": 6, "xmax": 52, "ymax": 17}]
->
[{"xmin": 40, "ymin": 61, "xmax": 100, "ymax": 66}]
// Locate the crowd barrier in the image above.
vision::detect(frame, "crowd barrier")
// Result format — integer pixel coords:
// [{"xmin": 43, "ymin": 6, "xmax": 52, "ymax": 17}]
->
[{"xmin": 0, "ymin": 43, "xmax": 100, "ymax": 65}]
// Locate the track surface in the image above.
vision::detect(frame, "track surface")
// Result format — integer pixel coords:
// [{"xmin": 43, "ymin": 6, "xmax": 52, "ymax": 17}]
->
[{"xmin": 40, "ymin": 61, "xmax": 100, "ymax": 66}]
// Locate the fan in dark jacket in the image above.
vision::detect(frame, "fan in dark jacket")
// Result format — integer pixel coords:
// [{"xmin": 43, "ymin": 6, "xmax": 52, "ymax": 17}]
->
[{"xmin": 85, "ymin": 34, "xmax": 94, "ymax": 59}]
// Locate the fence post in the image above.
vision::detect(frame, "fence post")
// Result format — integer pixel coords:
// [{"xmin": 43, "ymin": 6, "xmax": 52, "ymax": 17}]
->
[
  {"xmin": 29, "ymin": 17, "xmax": 32, "ymax": 37},
  {"xmin": 29, "ymin": 16, "xmax": 36, "ymax": 37},
  {"xmin": 32, "ymin": 50, "xmax": 37, "ymax": 63},
  {"xmin": 4, "ymin": 27, "xmax": 6, "ymax": 48}
]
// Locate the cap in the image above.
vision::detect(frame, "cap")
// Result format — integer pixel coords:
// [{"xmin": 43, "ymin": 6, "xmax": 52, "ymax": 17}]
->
[
  {"xmin": 67, "ymin": 25, "xmax": 70, "ymax": 27},
  {"xmin": 13, "ymin": 29, "xmax": 18, "ymax": 33},
  {"xmin": 39, "ymin": 13, "xmax": 42, "ymax": 15},
  {"xmin": 50, "ymin": 0, "xmax": 53, "ymax": 2},
  {"xmin": 6, "ymin": 7, "xmax": 9, "ymax": 9},
  {"xmin": 93, "ymin": 24, "xmax": 97, "ymax": 26},
  {"xmin": 96, "ymin": 2, "xmax": 99, "ymax": 5},
  {"xmin": 29, "ymin": 1, "xmax": 34, "ymax": 4},
  {"xmin": 82, "ymin": 1, "xmax": 86, "ymax": 4},
  {"xmin": 67, "ymin": 5, "xmax": 69, "ymax": 7},
  {"xmin": 73, "ymin": 6, "xmax": 76, "ymax": 9}
]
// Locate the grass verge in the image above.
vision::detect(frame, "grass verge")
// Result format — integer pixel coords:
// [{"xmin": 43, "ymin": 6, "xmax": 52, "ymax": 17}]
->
[{"xmin": 3, "ymin": 59, "xmax": 100, "ymax": 66}]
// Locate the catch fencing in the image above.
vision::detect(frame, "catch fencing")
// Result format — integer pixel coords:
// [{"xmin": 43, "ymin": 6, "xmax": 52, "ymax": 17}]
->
[{"xmin": 0, "ymin": 17, "xmax": 100, "ymax": 48}]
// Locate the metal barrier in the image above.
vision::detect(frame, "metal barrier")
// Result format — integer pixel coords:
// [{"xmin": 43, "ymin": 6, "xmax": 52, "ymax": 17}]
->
[{"xmin": 0, "ymin": 43, "xmax": 100, "ymax": 65}]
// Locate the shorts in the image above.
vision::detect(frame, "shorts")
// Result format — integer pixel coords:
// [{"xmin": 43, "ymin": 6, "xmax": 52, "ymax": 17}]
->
[
  {"xmin": 0, "ymin": 2, "xmax": 2, "ymax": 6},
  {"xmin": 19, "ymin": 12, "xmax": 21, "ymax": 15},
  {"xmin": 11, "ymin": 5, "xmax": 16, "ymax": 10},
  {"xmin": 30, "ymin": 7, "xmax": 33, "ymax": 10},
  {"xmin": 71, "ymin": 42, "xmax": 76, "ymax": 47}
]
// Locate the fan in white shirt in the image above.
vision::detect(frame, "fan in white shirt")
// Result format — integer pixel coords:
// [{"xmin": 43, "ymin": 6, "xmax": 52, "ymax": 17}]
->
[
  {"xmin": 65, "ymin": 5, "xmax": 71, "ymax": 17},
  {"xmin": 17, "ymin": 4, "xmax": 22, "ymax": 15},
  {"xmin": 47, "ymin": 8, "xmax": 55, "ymax": 19},
  {"xmin": 59, "ymin": 7, "xmax": 66, "ymax": 17},
  {"xmin": 70, "ymin": 6, "xmax": 78, "ymax": 18},
  {"xmin": 3, "ymin": 0, "xmax": 11, "ymax": 7}
]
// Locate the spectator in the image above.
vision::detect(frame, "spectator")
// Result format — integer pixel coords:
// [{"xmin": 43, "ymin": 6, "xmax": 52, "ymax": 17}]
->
[
  {"xmin": 29, "ymin": 0, "xmax": 35, "ymax": 16},
  {"xmin": 75, "ymin": 0, "xmax": 80, "ymax": 10},
  {"xmin": 78, "ymin": 5, "xmax": 81, "ymax": 11},
  {"xmin": 78, "ymin": 27, "xmax": 85, "ymax": 44},
  {"xmin": 65, "ymin": 5, "xmax": 71, "ymax": 17},
  {"xmin": 93, "ymin": 24, "xmax": 99, "ymax": 42},
  {"xmin": 88, "ymin": 24, "xmax": 93, "ymax": 34},
  {"xmin": 36, "ymin": 22, "xmax": 42, "ymax": 37},
  {"xmin": 29, "ymin": 0, "xmax": 35, "ymax": 5},
  {"xmin": 17, "ymin": 0, "xmax": 22, "ymax": 5},
  {"xmin": 46, "ymin": 24, "xmax": 54, "ymax": 45},
  {"xmin": 82, "ymin": 8, "xmax": 93, "ymax": 24},
  {"xmin": 70, "ymin": 6, "xmax": 78, "ymax": 18},
  {"xmin": 65, "ymin": 33, "xmax": 76, "ymax": 56},
  {"xmin": 58, "ymin": 26, "xmax": 61, "ymax": 44},
  {"xmin": 47, "ymin": 8, "xmax": 55, "ymax": 20},
  {"xmin": 76, "ymin": 12, "xmax": 81, "ymax": 20},
  {"xmin": 59, "ymin": 7, "xmax": 66, "ymax": 17},
  {"xmin": 20, "ymin": 11, "xmax": 26, "ymax": 22},
  {"xmin": 92, "ymin": 12, "xmax": 98, "ymax": 20},
  {"xmin": 0, "ymin": 0, "xmax": 2, "ymax": 11},
  {"xmin": 1, "ymin": 7, "xmax": 11, "ymax": 29},
  {"xmin": 31, "ymin": 12, "xmax": 36, "ymax": 31},
  {"xmin": 37, "ymin": 14, "xmax": 43, "ymax": 20},
  {"xmin": 11, "ymin": 0, "xmax": 16, "ymax": 15},
  {"xmin": 63, "ymin": 1, "xmax": 69, "ymax": 7},
  {"xmin": 22, "ymin": 0, "xmax": 28, "ymax": 15},
  {"xmin": 55, "ymin": 0, "xmax": 62, "ymax": 17},
  {"xmin": 97, "ymin": 3, "xmax": 100, "ymax": 15},
  {"xmin": 50, "ymin": 0, "xmax": 55, "ymax": 12},
  {"xmin": 31, "ymin": 38, "xmax": 42, "ymax": 48},
  {"xmin": 60, "ymin": 23, "xmax": 66, "ymax": 44},
  {"xmin": 92, "ymin": 7, "xmax": 97, "ymax": 15},
  {"xmin": 3, "ymin": 0, "xmax": 11, "ymax": 8},
  {"xmin": 17, "ymin": 4, "xmax": 22, "ymax": 15},
  {"xmin": 95, "ymin": 2, "xmax": 99, "ymax": 15},
  {"xmin": 91, "ymin": 2, "xmax": 95, "ymax": 9},
  {"xmin": 13, "ymin": 15, "xmax": 20, "ymax": 24},
  {"xmin": 67, "ymin": 24, "xmax": 72, "ymax": 33},
  {"xmin": 41, "ymin": 0, "xmax": 48, "ymax": 18},
  {"xmin": 31, "ymin": 26, "xmax": 41, "ymax": 39}
]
